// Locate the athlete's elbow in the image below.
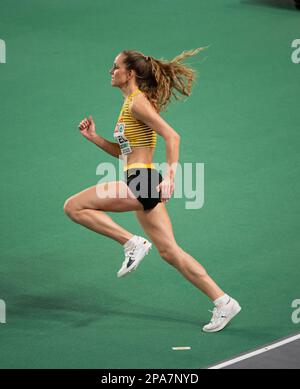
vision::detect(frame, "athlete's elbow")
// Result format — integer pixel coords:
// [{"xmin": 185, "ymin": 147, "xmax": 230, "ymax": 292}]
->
[
  {"xmin": 165, "ymin": 131, "xmax": 180, "ymax": 143},
  {"xmin": 175, "ymin": 132, "xmax": 180, "ymax": 142},
  {"xmin": 172, "ymin": 132, "xmax": 180, "ymax": 143}
]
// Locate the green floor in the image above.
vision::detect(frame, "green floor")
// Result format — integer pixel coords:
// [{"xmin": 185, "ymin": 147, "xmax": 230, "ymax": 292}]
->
[{"xmin": 0, "ymin": 0, "xmax": 299, "ymax": 368}]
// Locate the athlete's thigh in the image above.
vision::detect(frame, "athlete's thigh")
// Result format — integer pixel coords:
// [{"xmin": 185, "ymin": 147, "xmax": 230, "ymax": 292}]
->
[
  {"xmin": 68, "ymin": 181, "xmax": 144, "ymax": 212},
  {"xmin": 135, "ymin": 203, "xmax": 177, "ymax": 250}
]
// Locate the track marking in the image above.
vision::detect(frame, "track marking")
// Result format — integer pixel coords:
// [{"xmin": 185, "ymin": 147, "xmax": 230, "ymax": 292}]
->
[{"xmin": 208, "ymin": 333, "xmax": 300, "ymax": 369}]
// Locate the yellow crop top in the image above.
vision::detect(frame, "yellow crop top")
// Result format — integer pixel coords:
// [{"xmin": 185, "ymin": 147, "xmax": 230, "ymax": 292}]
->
[{"xmin": 113, "ymin": 89, "xmax": 157, "ymax": 154}]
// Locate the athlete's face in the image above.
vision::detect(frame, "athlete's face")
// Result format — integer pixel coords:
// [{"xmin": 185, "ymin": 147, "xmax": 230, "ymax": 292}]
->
[{"xmin": 109, "ymin": 54, "xmax": 132, "ymax": 87}]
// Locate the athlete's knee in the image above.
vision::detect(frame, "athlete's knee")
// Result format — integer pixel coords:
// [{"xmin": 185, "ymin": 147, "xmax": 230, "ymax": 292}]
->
[
  {"xmin": 158, "ymin": 244, "xmax": 181, "ymax": 266},
  {"xmin": 63, "ymin": 197, "xmax": 80, "ymax": 220}
]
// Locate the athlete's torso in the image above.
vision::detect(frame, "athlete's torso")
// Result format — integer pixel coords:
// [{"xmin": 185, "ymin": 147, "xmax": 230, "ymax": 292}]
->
[{"xmin": 113, "ymin": 89, "xmax": 157, "ymax": 165}]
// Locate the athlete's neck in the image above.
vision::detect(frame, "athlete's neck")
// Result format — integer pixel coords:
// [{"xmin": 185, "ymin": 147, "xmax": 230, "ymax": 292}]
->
[{"xmin": 121, "ymin": 84, "xmax": 140, "ymax": 99}]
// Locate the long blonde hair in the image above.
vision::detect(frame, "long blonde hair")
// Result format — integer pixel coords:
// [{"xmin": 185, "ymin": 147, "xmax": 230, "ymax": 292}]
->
[{"xmin": 121, "ymin": 47, "xmax": 206, "ymax": 112}]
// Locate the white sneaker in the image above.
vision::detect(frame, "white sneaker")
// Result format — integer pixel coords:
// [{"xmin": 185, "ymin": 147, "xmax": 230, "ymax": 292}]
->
[
  {"xmin": 202, "ymin": 298, "xmax": 241, "ymax": 333},
  {"xmin": 117, "ymin": 236, "xmax": 152, "ymax": 278}
]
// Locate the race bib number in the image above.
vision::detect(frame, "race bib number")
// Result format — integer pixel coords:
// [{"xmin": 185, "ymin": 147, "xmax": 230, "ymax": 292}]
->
[{"xmin": 113, "ymin": 122, "xmax": 132, "ymax": 155}]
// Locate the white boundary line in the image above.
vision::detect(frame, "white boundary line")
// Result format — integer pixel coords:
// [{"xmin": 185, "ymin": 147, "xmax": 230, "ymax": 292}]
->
[{"xmin": 208, "ymin": 333, "xmax": 300, "ymax": 369}]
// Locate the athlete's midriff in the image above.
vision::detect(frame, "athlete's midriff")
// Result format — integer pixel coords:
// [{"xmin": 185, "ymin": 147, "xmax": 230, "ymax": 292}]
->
[{"xmin": 123, "ymin": 146, "xmax": 155, "ymax": 167}]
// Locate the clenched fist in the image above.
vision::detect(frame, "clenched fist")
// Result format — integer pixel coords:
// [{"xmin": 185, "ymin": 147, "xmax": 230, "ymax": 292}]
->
[{"xmin": 78, "ymin": 116, "xmax": 97, "ymax": 141}]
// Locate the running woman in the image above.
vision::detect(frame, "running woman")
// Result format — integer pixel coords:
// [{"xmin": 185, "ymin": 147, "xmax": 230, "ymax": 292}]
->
[{"xmin": 64, "ymin": 48, "xmax": 241, "ymax": 332}]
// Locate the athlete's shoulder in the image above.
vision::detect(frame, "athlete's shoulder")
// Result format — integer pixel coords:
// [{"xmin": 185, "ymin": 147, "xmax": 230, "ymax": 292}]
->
[
  {"xmin": 132, "ymin": 90, "xmax": 150, "ymax": 104},
  {"xmin": 130, "ymin": 91, "xmax": 156, "ymax": 116}
]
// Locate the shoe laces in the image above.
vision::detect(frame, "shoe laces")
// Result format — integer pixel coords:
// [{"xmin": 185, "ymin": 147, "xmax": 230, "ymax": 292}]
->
[
  {"xmin": 125, "ymin": 245, "xmax": 136, "ymax": 258},
  {"xmin": 208, "ymin": 306, "xmax": 227, "ymax": 322},
  {"xmin": 121, "ymin": 242, "xmax": 138, "ymax": 267}
]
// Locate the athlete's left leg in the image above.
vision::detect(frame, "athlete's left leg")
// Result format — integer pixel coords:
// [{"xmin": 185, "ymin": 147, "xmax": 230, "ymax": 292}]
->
[{"xmin": 64, "ymin": 181, "xmax": 143, "ymax": 245}]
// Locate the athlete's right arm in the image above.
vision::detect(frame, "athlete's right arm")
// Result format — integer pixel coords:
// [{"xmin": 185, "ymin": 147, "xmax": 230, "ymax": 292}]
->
[{"xmin": 78, "ymin": 116, "xmax": 121, "ymax": 158}]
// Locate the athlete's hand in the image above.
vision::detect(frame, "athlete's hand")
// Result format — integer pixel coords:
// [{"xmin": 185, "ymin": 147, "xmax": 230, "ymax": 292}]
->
[
  {"xmin": 156, "ymin": 177, "xmax": 175, "ymax": 204},
  {"xmin": 78, "ymin": 116, "xmax": 97, "ymax": 141}
]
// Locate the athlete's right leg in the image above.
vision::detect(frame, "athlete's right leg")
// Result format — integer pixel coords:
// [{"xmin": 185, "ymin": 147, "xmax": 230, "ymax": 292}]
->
[
  {"xmin": 135, "ymin": 203, "xmax": 224, "ymax": 301},
  {"xmin": 63, "ymin": 181, "xmax": 143, "ymax": 245},
  {"xmin": 135, "ymin": 203, "xmax": 241, "ymax": 332}
]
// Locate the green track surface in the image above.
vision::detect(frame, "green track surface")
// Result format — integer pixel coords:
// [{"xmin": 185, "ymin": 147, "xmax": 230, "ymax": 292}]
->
[{"xmin": 0, "ymin": 0, "xmax": 299, "ymax": 368}]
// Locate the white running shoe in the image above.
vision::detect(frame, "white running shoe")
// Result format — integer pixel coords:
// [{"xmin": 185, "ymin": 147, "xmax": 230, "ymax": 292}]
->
[
  {"xmin": 117, "ymin": 236, "xmax": 152, "ymax": 278},
  {"xmin": 202, "ymin": 298, "xmax": 241, "ymax": 333}
]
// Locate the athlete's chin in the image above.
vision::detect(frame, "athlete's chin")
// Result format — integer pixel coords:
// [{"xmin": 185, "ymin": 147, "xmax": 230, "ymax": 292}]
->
[{"xmin": 111, "ymin": 83, "xmax": 121, "ymax": 89}]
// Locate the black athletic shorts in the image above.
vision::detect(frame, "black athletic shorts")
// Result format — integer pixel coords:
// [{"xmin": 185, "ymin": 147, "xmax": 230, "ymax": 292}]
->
[{"xmin": 124, "ymin": 168, "xmax": 163, "ymax": 211}]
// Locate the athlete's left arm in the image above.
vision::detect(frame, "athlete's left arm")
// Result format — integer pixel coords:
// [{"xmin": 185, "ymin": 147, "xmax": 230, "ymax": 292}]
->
[
  {"xmin": 130, "ymin": 98, "xmax": 180, "ymax": 181},
  {"xmin": 131, "ymin": 97, "xmax": 180, "ymax": 202}
]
